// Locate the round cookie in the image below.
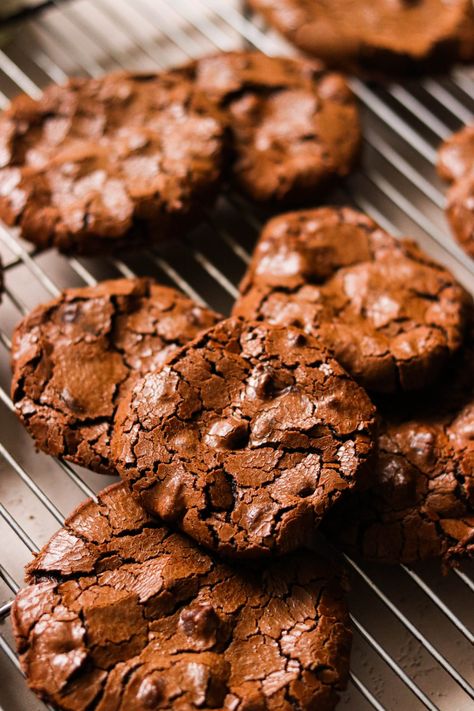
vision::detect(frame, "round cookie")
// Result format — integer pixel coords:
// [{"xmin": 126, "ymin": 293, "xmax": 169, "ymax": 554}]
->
[
  {"xmin": 0, "ymin": 72, "xmax": 225, "ymax": 254},
  {"xmin": 438, "ymin": 124, "xmax": 474, "ymax": 259},
  {"xmin": 176, "ymin": 51, "xmax": 361, "ymax": 203},
  {"xmin": 247, "ymin": 0, "xmax": 474, "ymax": 75},
  {"xmin": 232, "ymin": 207, "xmax": 472, "ymax": 393},
  {"xmin": 11, "ymin": 278, "xmax": 220, "ymax": 474},
  {"xmin": 112, "ymin": 317, "xmax": 376, "ymax": 558},
  {"xmin": 12, "ymin": 482, "xmax": 352, "ymax": 711},
  {"xmin": 324, "ymin": 340, "xmax": 474, "ymax": 565}
]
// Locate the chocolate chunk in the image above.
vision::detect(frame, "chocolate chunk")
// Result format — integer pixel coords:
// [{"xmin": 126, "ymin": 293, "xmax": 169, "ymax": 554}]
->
[
  {"xmin": 11, "ymin": 278, "xmax": 220, "ymax": 474},
  {"xmin": 247, "ymin": 0, "xmax": 474, "ymax": 75},
  {"xmin": 12, "ymin": 482, "xmax": 352, "ymax": 711},
  {"xmin": 325, "ymin": 337, "xmax": 474, "ymax": 565},
  {"xmin": 112, "ymin": 317, "xmax": 376, "ymax": 558},
  {"xmin": 0, "ymin": 72, "xmax": 225, "ymax": 254},
  {"xmin": 438, "ymin": 124, "xmax": 474, "ymax": 259},
  {"xmin": 233, "ymin": 206, "xmax": 472, "ymax": 393},
  {"xmin": 175, "ymin": 51, "xmax": 361, "ymax": 203}
]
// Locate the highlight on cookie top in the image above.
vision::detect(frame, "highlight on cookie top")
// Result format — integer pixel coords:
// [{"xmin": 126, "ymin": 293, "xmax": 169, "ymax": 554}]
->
[{"xmin": 233, "ymin": 206, "xmax": 473, "ymax": 393}]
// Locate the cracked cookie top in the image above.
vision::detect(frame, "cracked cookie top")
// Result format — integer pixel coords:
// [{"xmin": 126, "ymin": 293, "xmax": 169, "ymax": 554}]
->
[
  {"xmin": 175, "ymin": 51, "xmax": 361, "ymax": 203},
  {"xmin": 233, "ymin": 207, "xmax": 472, "ymax": 393},
  {"xmin": 12, "ymin": 482, "xmax": 352, "ymax": 711},
  {"xmin": 11, "ymin": 278, "xmax": 220, "ymax": 475},
  {"xmin": 247, "ymin": 0, "xmax": 474, "ymax": 75},
  {"xmin": 324, "ymin": 338, "xmax": 474, "ymax": 565},
  {"xmin": 112, "ymin": 317, "xmax": 376, "ymax": 558},
  {"xmin": 438, "ymin": 124, "xmax": 474, "ymax": 259},
  {"xmin": 0, "ymin": 72, "xmax": 225, "ymax": 254}
]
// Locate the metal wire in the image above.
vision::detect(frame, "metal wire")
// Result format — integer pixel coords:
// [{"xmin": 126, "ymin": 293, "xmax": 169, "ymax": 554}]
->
[{"xmin": 0, "ymin": 2, "xmax": 473, "ymax": 710}]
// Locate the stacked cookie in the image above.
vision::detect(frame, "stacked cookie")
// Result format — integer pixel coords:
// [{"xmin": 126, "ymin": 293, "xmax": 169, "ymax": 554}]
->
[
  {"xmin": 0, "ymin": 52, "xmax": 360, "ymax": 254},
  {"xmin": 3, "ymin": 51, "xmax": 474, "ymax": 711},
  {"xmin": 9, "ymin": 206, "xmax": 474, "ymax": 710}
]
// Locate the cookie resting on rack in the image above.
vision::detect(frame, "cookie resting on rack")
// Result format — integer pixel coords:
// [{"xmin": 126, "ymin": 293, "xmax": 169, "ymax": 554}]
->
[
  {"xmin": 11, "ymin": 278, "xmax": 220, "ymax": 475},
  {"xmin": 175, "ymin": 51, "xmax": 361, "ymax": 203},
  {"xmin": 324, "ymin": 338, "xmax": 474, "ymax": 565},
  {"xmin": 112, "ymin": 317, "xmax": 377, "ymax": 559},
  {"xmin": 438, "ymin": 124, "xmax": 474, "ymax": 259},
  {"xmin": 0, "ymin": 72, "xmax": 225, "ymax": 254},
  {"xmin": 247, "ymin": 0, "xmax": 474, "ymax": 75},
  {"xmin": 232, "ymin": 206, "xmax": 472, "ymax": 393},
  {"xmin": 12, "ymin": 482, "xmax": 352, "ymax": 711}
]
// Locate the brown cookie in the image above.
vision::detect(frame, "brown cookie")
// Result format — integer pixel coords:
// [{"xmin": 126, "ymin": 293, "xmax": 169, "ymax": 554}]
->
[
  {"xmin": 11, "ymin": 278, "xmax": 220, "ymax": 475},
  {"xmin": 12, "ymin": 481, "xmax": 352, "ymax": 711},
  {"xmin": 438, "ymin": 124, "xmax": 474, "ymax": 259},
  {"xmin": 0, "ymin": 72, "xmax": 225, "ymax": 254},
  {"xmin": 247, "ymin": 0, "xmax": 474, "ymax": 75},
  {"xmin": 176, "ymin": 51, "xmax": 361, "ymax": 203},
  {"xmin": 324, "ymin": 340, "xmax": 474, "ymax": 565},
  {"xmin": 232, "ymin": 207, "xmax": 472, "ymax": 393},
  {"xmin": 112, "ymin": 317, "xmax": 376, "ymax": 558}
]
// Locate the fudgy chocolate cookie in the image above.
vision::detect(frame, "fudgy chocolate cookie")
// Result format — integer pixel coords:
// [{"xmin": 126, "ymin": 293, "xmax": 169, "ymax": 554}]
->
[
  {"xmin": 12, "ymin": 482, "xmax": 352, "ymax": 711},
  {"xmin": 438, "ymin": 124, "xmax": 474, "ymax": 259},
  {"xmin": 0, "ymin": 72, "xmax": 225, "ymax": 254},
  {"xmin": 112, "ymin": 317, "xmax": 376, "ymax": 558},
  {"xmin": 247, "ymin": 0, "xmax": 474, "ymax": 74},
  {"xmin": 11, "ymin": 278, "xmax": 220, "ymax": 474},
  {"xmin": 325, "ymin": 340, "xmax": 474, "ymax": 565},
  {"xmin": 176, "ymin": 52, "xmax": 360, "ymax": 203},
  {"xmin": 233, "ymin": 207, "xmax": 472, "ymax": 393}
]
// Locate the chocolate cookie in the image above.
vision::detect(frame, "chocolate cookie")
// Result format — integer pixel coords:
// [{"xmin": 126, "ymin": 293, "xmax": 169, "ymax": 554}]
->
[
  {"xmin": 12, "ymin": 481, "xmax": 352, "ymax": 711},
  {"xmin": 247, "ymin": 0, "xmax": 474, "ymax": 75},
  {"xmin": 325, "ymin": 340, "xmax": 474, "ymax": 565},
  {"xmin": 233, "ymin": 207, "xmax": 472, "ymax": 393},
  {"xmin": 438, "ymin": 124, "xmax": 474, "ymax": 259},
  {"xmin": 0, "ymin": 72, "xmax": 225, "ymax": 254},
  {"xmin": 176, "ymin": 52, "xmax": 360, "ymax": 203},
  {"xmin": 11, "ymin": 278, "xmax": 220, "ymax": 474},
  {"xmin": 112, "ymin": 317, "xmax": 376, "ymax": 558}
]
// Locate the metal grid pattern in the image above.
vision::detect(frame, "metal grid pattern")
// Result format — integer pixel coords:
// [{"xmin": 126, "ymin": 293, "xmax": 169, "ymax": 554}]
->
[{"xmin": 0, "ymin": 2, "xmax": 473, "ymax": 709}]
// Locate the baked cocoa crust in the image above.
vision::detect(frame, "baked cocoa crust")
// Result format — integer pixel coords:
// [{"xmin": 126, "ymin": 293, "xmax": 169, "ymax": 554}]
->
[
  {"xmin": 112, "ymin": 317, "xmax": 376, "ymax": 558},
  {"xmin": 232, "ymin": 206, "xmax": 472, "ymax": 393},
  {"xmin": 12, "ymin": 482, "xmax": 352, "ymax": 711},
  {"xmin": 324, "ymin": 339, "xmax": 474, "ymax": 565},
  {"xmin": 175, "ymin": 51, "xmax": 361, "ymax": 203},
  {"xmin": 438, "ymin": 124, "xmax": 474, "ymax": 260},
  {"xmin": 0, "ymin": 72, "xmax": 225, "ymax": 254},
  {"xmin": 247, "ymin": 0, "xmax": 474, "ymax": 75},
  {"xmin": 11, "ymin": 278, "xmax": 220, "ymax": 474}
]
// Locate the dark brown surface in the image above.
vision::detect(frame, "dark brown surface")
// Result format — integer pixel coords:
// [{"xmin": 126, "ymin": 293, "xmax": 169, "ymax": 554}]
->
[
  {"xmin": 0, "ymin": 72, "xmax": 225, "ymax": 254},
  {"xmin": 232, "ymin": 207, "xmax": 472, "ymax": 393},
  {"xmin": 112, "ymin": 317, "xmax": 376, "ymax": 559},
  {"xmin": 11, "ymin": 278, "xmax": 220, "ymax": 475},
  {"xmin": 12, "ymin": 482, "xmax": 352, "ymax": 711},
  {"xmin": 247, "ymin": 0, "xmax": 474, "ymax": 75},
  {"xmin": 438, "ymin": 124, "xmax": 474, "ymax": 260},
  {"xmin": 175, "ymin": 51, "xmax": 361, "ymax": 203},
  {"xmin": 324, "ymin": 340, "xmax": 474, "ymax": 565}
]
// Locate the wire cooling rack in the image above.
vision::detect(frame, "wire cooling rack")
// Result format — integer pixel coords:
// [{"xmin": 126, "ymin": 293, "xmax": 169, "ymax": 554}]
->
[{"xmin": 0, "ymin": 2, "xmax": 473, "ymax": 709}]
